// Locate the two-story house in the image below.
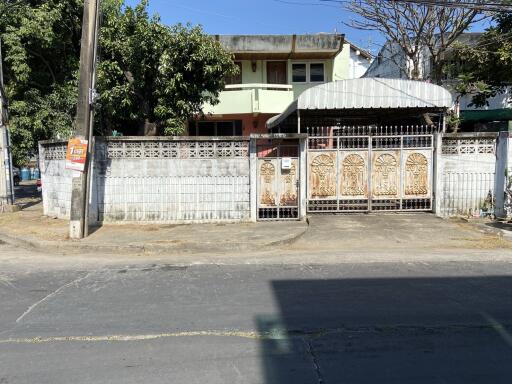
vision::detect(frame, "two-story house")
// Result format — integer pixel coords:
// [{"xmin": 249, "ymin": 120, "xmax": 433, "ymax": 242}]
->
[
  {"xmin": 364, "ymin": 33, "xmax": 512, "ymax": 132},
  {"xmin": 188, "ymin": 34, "xmax": 372, "ymax": 136}
]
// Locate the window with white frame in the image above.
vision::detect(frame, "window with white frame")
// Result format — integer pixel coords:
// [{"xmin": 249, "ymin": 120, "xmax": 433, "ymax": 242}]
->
[
  {"xmin": 291, "ymin": 62, "xmax": 325, "ymax": 83},
  {"xmin": 292, "ymin": 63, "xmax": 307, "ymax": 83},
  {"xmin": 309, "ymin": 63, "xmax": 325, "ymax": 82}
]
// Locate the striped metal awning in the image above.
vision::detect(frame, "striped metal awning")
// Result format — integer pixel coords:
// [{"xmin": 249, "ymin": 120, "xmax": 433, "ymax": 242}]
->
[{"xmin": 267, "ymin": 78, "xmax": 453, "ymax": 129}]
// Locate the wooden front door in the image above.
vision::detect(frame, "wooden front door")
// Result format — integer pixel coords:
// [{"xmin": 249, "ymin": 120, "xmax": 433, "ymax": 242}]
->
[{"xmin": 266, "ymin": 61, "xmax": 287, "ymax": 84}]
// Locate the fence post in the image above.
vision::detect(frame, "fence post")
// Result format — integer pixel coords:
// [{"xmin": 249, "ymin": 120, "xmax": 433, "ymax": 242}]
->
[
  {"xmin": 494, "ymin": 131, "xmax": 509, "ymax": 218},
  {"xmin": 249, "ymin": 136, "xmax": 257, "ymax": 222},
  {"xmin": 299, "ymin": 136, "xmax": 307, "ymax": 220},
  {"xmin": 433, "ymin": 132, "xmax": 443, "ymax": 216}
]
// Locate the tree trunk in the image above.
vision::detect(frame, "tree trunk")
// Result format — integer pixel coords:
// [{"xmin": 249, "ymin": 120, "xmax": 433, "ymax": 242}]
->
[
  {"xmin": 138, "ymin": 119, "xmax": 158, "ymax": 136},
  {"xmin": 409, "ymin": 56, "xmax": 421, "ymax": 80}
]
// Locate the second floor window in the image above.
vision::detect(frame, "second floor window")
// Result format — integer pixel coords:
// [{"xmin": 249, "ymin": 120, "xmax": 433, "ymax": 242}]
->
[
  {"xmin": 310, "ymin": 63, "xmax": 325, "ymax": 82},
  {"xmin": 292, "ymin": 63, "xmax": 325, "ymax": 83},
  {"xmin": 292, "ymin": 63, "xmax": 307, "ymax": 83}
]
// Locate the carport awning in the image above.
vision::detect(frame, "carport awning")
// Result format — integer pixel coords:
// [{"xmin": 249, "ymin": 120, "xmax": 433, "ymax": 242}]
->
[{"xmin": 267, "ymin": 78, "xmax": 454, "ymax": 129}]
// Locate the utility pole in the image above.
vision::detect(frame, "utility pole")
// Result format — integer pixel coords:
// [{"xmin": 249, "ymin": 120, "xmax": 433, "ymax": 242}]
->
[{"xmin": 69, "ymin": 0, "xmax": 100, "ymax": 239}]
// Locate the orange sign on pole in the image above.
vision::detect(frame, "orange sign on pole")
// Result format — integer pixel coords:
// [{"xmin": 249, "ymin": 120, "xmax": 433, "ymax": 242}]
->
[{"xmin": 65, "ymin": 138, "xmax": 88, "ymax": 172}]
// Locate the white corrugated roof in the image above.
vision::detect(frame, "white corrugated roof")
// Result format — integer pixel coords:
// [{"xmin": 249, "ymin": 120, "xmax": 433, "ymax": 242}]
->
[{"xmin": 267, "ymin": 78, "xmax": 453, "ymax": 128}]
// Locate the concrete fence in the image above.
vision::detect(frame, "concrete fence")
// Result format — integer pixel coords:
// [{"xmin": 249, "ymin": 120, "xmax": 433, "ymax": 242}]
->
[
  {"xmin": 39, "ymin": 132, "xmax": 511, "ymax": 223},
  {"xmin": 39, "ymin": 141, "xmax": 73, "ymax": 219},
  {"xmin": 91, "ymin": 137, "xmax": 251, "ymax": 224},
  {"xmin": 40, "ymin": 137, "xmax": 252, "ymax": 224},
  {"xmin": 436, "ymin": 132, "xmax": 503, "ymax": 218}
]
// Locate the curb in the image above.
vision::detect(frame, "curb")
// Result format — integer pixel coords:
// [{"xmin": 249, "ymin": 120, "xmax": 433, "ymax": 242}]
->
[
  {"xmin": 266, "ymin": 216, "xmax": 310, "ymax": 247},
  {"xmin": 0, "ymin": 220, "xmax": 309, "ymax": 256}
]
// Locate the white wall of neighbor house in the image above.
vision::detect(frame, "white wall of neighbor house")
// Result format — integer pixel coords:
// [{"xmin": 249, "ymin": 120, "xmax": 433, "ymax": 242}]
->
[
  {"xmin": 348, "ymin": 48, "xmax": 371, "ymax": 79},
  {"xmin": 458, "ymin": 87, "xmax": 512, "ymax": 111}
]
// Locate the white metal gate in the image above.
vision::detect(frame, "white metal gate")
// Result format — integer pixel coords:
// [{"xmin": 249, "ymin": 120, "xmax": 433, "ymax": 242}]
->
[
  {"xmin": 307, "ymin": 125, "xmax": 435, "ymax": 212},
  {"xmin": 257, "ymin": 141, "xmax": 300, "ymax": 220}
]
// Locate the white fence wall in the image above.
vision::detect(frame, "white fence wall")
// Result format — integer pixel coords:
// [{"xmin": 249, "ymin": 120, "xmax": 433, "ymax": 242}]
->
[
  {"xmin": 90, "ymin": 138, "xmax": 251, "ymax": 224},
  {"xmin": 438, "ymin": 134, "xmax": 498, "ymax": 217},
  {"xmin": 39, "ymin": 141, "xmax": 73, "ymax": 219},
  {"xmin": 39, "ymin": 133, "xmax": 511, "ymax": 222}
]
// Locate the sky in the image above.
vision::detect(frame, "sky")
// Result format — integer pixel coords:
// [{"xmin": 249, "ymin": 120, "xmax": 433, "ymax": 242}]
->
[{"xmin": 124, "ymin": 0, "xmax": 491, "ymax": 55}]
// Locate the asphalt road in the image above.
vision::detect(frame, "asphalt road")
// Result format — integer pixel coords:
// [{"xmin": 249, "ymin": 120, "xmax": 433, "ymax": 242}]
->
[{"xmin": 1, "ymin": 242, "xmax": 512, "ymax": 383}]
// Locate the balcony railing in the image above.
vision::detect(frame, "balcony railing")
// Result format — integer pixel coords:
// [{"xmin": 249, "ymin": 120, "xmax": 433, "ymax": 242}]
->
[
  {"xmin": 224, "ymin": 83, "xmax": 293, "ymax": 91},
  {"xmin": 203, "ymin": 83, "xmax": 294, "ymax": 115}
]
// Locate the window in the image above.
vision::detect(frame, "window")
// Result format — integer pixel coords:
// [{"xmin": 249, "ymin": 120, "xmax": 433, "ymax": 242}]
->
[
  {"xmin": 292, "ymin": 63, "xmax": 307, "ymax": 83},
  {"xmin": 196, "ymin": 122, "xmax": 216, "ymax": 136},
  {"xmin": 292, "ymin": 63, "xmax": 325, "ymax": 83},
  {"xmin": 310, "ymin": 63, "xmax": 324, "ymax": 82},
  {"xmin": 225, "ymin": 62, "xmax": 242, "ymax": 85},
  {"xmin": 192, "ymin": 121, "xmax": 243, "ymax": 136}
]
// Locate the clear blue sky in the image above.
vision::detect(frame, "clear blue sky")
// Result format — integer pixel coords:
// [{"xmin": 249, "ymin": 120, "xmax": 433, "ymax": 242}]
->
[{"xmin": 125, "ymin": 0, "xmax": 491, "ymax": 55}]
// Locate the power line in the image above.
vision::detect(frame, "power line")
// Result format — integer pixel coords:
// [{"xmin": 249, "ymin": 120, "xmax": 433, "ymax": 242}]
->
[
  {"xmin": 320, "ymin": 0, "xmax": 512, "ymax": 13},
  {"xmin": 387, "ymin": 0, "xmax": 512, "ymax": 12}
]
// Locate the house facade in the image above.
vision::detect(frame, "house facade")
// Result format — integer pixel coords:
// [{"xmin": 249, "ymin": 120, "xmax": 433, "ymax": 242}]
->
[
  {"xmin": 188, "ymin": 34, "xmax": 372, "ymax": 136},
  {"xmin": 364, "ymin": 34, "xmax": 512, "ymax": 132}
]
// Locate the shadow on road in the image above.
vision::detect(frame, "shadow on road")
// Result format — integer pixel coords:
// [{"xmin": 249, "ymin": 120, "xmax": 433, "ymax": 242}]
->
[{"xmin": 257, "ymin": 276, "xmax": 512, "ymax": 383}]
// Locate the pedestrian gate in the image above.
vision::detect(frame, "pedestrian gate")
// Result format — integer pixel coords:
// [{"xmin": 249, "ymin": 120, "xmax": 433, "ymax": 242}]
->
[
  {"xmin": 307, "ymin": 125, "xmax": 435, "ymax": 213},
  {"xmin": 257, "ymin": 140, "xmax": 300, "ymax": 220}
]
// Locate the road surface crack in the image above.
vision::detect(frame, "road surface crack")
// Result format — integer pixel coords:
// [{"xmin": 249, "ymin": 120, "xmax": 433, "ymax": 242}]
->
[
  {"xmin": 15, "ymin": 272, "xmax": 92, "ymax": 324},
  {"xmin": 303, "ymin": 337, "xmax": 325, "ymax": 384}
]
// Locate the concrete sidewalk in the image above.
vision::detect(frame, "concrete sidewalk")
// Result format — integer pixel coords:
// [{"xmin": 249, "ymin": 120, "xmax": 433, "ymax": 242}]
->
[
  {"xmin": 0, "ymin": 202, "xmax": 308, "ymax": 255},
  {"xmin": 290, "ymin": 214, "xmax": 512, "ymax": 252},
  {"xmin": 1, "ymin": 201, "xmax": 511, "ymax": 257}
]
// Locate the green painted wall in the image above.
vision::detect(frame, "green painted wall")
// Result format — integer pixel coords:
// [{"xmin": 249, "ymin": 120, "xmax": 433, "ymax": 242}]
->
[
  {"xmin": 240, "ymin": 60, "xmax": 264, "ymax": 83},
  {"xmin": 333, "ymin": 43, "xmax": 350, "ymax": 81}
]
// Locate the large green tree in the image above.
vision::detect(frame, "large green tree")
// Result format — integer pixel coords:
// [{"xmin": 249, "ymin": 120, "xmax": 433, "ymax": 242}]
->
[
  {"xmin": 0, "ymin": 0, "xmax": 238, "ymax": 164},
  {"xmin": 97, "ymin": 0, "xmax": 238, "ymax": 136},
  {"xmin": 454, "ymin": 3, "xmax": 512, "ymax": 107},
  {"xmin": 1, "ymin": 0, "xmax": 82, "ymax": 164}
]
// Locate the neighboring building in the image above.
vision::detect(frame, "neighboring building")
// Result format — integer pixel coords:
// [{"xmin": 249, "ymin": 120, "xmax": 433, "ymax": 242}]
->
[
  {"xmin": 189, "ymin": 34, "xmax": 372, "ymax": 136},
  {"xmin": 364, "ymin": 33, "xmax": 512, "ymax": 132}
]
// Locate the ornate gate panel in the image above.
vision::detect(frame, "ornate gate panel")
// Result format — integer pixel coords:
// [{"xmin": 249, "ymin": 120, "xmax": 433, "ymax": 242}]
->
[
  {"xmin": 257, "ymin": 141, "xmax": 300, "ymax": 220},
  {"xmin": 371, "ymin": 150, "xmax": 401, "ymax": 210},
  {"xmin": 259, "ymin": 159, "xmax": 279, "ymax": 208},
  {"xmin": 338, "ymin": 151, "xmax": 369, "ymax": 211},
  {"xmin": 307, "ymin": 126, "xmax": 434, "ymax": 213},
  {"xmin": 400, "ymin": 149, "xmax": 432, "ymax": 210}
]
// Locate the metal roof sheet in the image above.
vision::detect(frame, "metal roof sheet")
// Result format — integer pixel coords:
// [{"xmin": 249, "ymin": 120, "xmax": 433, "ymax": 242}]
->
[{"xmin": 267, "ymin": 78, "xmax": 453, "ymax": 128}]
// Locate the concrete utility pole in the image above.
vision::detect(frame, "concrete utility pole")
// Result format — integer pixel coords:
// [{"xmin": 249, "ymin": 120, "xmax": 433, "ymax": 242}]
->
[{"xmin": 69, "ymin": 0, "xmax": 100, "ymax": 239}]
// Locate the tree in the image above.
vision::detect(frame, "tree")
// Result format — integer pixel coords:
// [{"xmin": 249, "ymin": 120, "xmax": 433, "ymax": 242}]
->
[
  {"xmin": 344, "ymin": 0, "xmax": 485, "ymax": 83},
  {"xmin": 0, "ymin": 0, "xmax": 238, "ymax": 164},
  {"xmin": 0, "ymin": 0, "xmax": 82, "ymax": 165},
  {"xmin": 97, "ymin": 0, "xmax": 238, "ymax": 136},
  {"xmin": 454, "ymin": 2, "xmax": 512, "ymax": 107}
]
